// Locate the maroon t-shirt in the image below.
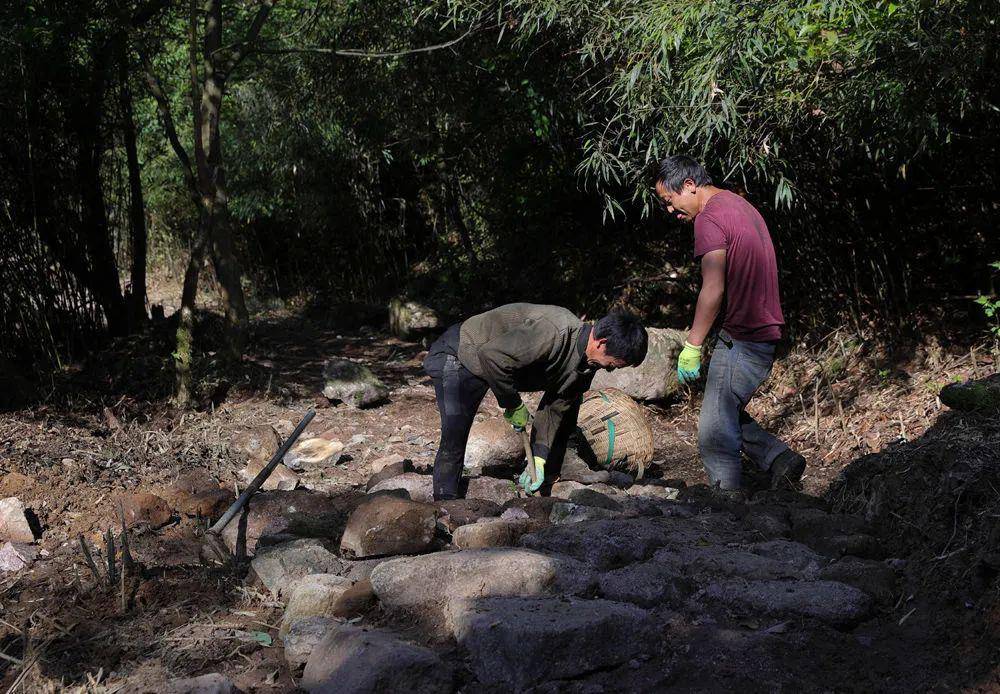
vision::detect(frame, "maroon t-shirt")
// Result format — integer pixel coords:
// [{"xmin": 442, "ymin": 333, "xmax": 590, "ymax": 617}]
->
[{"xmin": 693, "ymin": 190, "xmax": 784, "ymax": 342}]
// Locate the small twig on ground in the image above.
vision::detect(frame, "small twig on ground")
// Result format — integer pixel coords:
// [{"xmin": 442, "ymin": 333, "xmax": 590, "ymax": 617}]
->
[
  {"xmin": 813, "ymin": 377, "xmax": 821, "ymax": 445},
  {"xmin": 78, "ymin": 535, "xmax": 103, "ymax": 583}
]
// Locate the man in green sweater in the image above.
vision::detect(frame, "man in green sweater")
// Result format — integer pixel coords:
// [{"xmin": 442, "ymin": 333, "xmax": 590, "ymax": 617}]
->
[{"xmin": 423, "ymin": 304, "xmax": 648, "ymax": 500}]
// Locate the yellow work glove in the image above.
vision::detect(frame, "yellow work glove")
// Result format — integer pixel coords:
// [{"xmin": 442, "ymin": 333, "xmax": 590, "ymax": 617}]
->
[
  {"xmin": 503, "ymin": 403, "xmax": 531, "ymax": 431},
  {"xmin": 677, "ymin": 341, "xmax": 702, "ymax": 384},
  {"xmin": 518, "ymin": 456, "xmax": 546, "ymax": 494}
]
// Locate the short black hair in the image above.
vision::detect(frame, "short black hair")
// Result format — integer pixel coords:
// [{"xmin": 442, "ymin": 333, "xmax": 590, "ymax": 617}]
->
[
  {"xmin": 656, "ymin": 155, "xmax": 713, "ymax": 193},
  {"xmin": 594, "ymin": 311, "xmax": 648, "ymax": 366}
]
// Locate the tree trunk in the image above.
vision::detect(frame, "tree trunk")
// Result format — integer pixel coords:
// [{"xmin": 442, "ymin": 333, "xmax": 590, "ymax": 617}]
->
[
  {"xmin": 120, "ymin": 48, "xmax": 148, "ymax": 329},
  {"xmin": 173, "ymin": 213, "xmax": 211, "ymax": 406},
  {"xmin": 198, "ymin": 0, "xmax": 248, "ymax": 363},
  {"xmin": 76, "ymin": 49, "xmax": 128, "ymax": 336}
]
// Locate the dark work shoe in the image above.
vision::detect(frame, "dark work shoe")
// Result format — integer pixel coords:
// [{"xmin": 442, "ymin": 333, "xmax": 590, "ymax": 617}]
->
[{"xmin": 770, "ymin": 450, "xmax": 806, "ymax": 490}]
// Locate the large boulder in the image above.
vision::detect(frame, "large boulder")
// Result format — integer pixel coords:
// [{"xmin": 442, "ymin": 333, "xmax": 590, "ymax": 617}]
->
[
  {"xmin": 280, "ymin": 574, "xmax": 353, "ymax": 637},
  {"xmin": 301, "ymin": 624, "xmax": 452, "ymax": 694},
  {"xmin": 388, "ymin": 298, "xmax": 440, "ymax": 339},
  {"xmin": 220, "ymin": 490, "xmax": 346, "ymax": 556},
  {"xmin": 447, "ymin": 597, "xmax": 655, "ymax": 689},
  {"xmin": 340, "ymin": 495, "xmax": 439, "ymax": 558},
  {"xmin": 463, "ymin": 419, "xmax": 523, "ymax": 473},
  {"xmin": 590, "ymin": 327, "xmax": 686, "ymax": 401},
  {"xmin": 369, "ymin": 548, "xmax": 592, "ymax": 626},
  {"xmin": 367, "ymin": 472, "xmax": 433, "ymax": 503},
  {"xmin": 250, "ymin": 538, "xmax": 343, "ymax": 598},
  {"xmin": 321, "ymin": 358, "xmax": 389, "ymax": 408}
]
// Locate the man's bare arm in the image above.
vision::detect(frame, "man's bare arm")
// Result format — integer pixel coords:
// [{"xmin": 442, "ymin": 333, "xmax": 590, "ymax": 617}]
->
[{"xmin": 687, "ymin": 249, "xmax": 726, "ymax": 346}]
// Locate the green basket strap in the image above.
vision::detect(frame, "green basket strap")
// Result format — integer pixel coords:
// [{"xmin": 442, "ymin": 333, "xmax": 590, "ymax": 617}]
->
[{"xmin": 599, "ymin": 392, "xmax": 616, "ymax": 467}]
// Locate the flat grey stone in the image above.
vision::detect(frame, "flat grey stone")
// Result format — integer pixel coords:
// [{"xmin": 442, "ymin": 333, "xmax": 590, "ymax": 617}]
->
[
  {"xmin": 251, "ymin": 538, "xmax": 342, "ymax": 598},
  {"xmin": 368, "ymin": 472, "xmax": 434, "ymax": 503},
  {"xmin": 452, "ymin": 518, "xmax": 533, "ymax": 549},
  {"xmin": 280, "ymin": 574, "xmax": 353, "ymax": 637},
  {"xmin": 599, "ymin": 560, "xmax": 691, "ymax": 607},
  {"xmin": 568, "ymin": 488, "xmax": 624, "ymax": 511},
  {"xmin": 302, "ymin": 623, "xmax": 452, "ymax": 693},
  {"xmin": 163, "ymin": 673, "xmax": 239, "ymax": 694},
  {"xmin": 521, "ymin": 516, "xmax": 746, "ymax": 570},
  {"xmin": 370, "ymin": 548, "xmax": 592, "ymax": 627},
  {"xmin": 549, "ymin": 502, "xmax": 622, "ymax": 524},
  {"xmin": 702, "ymin": 579, "xmax": 873, "ymax": 626},
  {"xmin": 818, "ymin": 556, "xmax": 897, "ymax": 601},
  {"xmin": 464, "ymin": 476, "xmax": 519, "ymax": 506},
  {"xmin": 448, "ymin": 596, "xmax": 655, "ymax": 689},
  {"xmin": 284, "ymin": 616, "xmax": 337, "ymax": 669}
]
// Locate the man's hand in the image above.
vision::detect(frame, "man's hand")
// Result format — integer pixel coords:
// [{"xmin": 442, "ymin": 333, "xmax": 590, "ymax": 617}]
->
[
  {"xmin": 677, "ymin": 341, "xmax": 702, "ymax": 384},
  {"xmin": 518, "ymin": 456, "xmax": 546, "ymax": 494},
  {"xmin": 504, "ymin": 403, "xmax": 531, "ymax": 431}
]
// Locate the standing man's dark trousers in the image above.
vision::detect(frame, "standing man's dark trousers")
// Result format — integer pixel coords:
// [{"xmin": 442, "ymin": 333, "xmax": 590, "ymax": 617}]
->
[
  {"xmin": 423, "ymin": 324, "xmax": 489, "ymax": 500},
  {"xmin": 698, "ymin": 330, "xmax": 790, "ymax": 490}
]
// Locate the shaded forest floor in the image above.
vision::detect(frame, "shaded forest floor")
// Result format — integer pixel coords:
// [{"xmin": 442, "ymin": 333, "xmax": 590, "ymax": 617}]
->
[{"xmin": 0, "ymin": 302, "xmax": 998, "ymax": 692}]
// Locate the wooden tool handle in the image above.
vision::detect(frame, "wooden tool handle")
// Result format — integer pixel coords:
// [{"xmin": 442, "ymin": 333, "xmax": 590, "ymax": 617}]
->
[
  {"xmin": 520, "ymin": 429, "xmax": 537, "ymax": 484},
  {"xmin": 209, "ymin": 409, "xmax": 316, "ymax": 535}
]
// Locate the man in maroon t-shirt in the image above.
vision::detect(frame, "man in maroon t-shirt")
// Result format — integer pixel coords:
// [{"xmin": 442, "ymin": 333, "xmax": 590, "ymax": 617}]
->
[{"xmin": 655, "ymin": 155, "xmax": 805, "ymax": 495}]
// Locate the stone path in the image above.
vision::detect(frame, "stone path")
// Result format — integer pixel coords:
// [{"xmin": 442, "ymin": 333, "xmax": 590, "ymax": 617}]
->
[{"xmin": 243, "ymin": 461, "xmax": 902, "ymax": 693}]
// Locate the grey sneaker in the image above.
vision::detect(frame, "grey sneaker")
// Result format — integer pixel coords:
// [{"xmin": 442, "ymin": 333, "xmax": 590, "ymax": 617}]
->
[{"xmin": 770, "ymin": 450, "xmax": 806, "ymax": 490}]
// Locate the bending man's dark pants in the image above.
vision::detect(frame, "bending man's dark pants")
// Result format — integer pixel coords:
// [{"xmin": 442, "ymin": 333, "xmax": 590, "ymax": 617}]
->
[{"xmin": 423, "ymin": 325, "xmax": 488, "ymax": 500}]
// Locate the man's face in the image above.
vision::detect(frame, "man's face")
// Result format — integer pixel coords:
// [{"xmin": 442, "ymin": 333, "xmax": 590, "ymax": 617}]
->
[
  {"xmin": 655, "ymin": 179, "xmax": 699, "ymax": 224},
  {"xmin": 588, "ymin": 338, "xmax": 629, "ymax": 372}
]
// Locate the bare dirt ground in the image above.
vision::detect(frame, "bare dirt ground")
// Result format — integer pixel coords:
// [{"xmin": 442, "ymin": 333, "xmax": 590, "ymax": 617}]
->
[{"xmin": 0, "ymin": 301, "xmax": 998, "ymax": 692}]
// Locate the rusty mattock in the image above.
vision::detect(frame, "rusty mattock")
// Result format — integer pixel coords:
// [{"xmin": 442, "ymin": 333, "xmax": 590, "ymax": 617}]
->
[{"xmin": 201, "ymin": 409, "xmax": 316, "ymax": 564}]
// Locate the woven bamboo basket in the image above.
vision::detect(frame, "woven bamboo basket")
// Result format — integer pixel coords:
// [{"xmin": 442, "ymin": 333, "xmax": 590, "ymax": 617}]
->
[{"xmin": 575, "ymin": 387, "xmax": 654, "ymax": 477}]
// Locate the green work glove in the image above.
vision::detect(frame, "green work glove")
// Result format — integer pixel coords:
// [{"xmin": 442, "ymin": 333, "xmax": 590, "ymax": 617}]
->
[
  {"xmin": 518, "ymin": 456, "xmax": 546, "ymax": 494},
  {"xmin": 503, "ymin": 403, "xmax": 531, "ymax": 431},
  {"xmin": 677, "ymin": 341, "xmax": 702, "ymax": 384}
]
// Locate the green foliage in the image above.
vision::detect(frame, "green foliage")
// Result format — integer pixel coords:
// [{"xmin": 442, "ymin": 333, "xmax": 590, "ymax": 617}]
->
[
  {"xmin": 974, "ymin": 261, "xmax": 1000, "ymax": 349},
  {"xmin": 457, "ymin": 0, "xmax": 998, "ymax": 214}
]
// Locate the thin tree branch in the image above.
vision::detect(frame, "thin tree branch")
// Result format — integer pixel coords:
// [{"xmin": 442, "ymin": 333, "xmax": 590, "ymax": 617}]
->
[
  {"xmin": 226, "ymin": 0, "xmax": 280, "ymax": 74},
  {"xmin": 139, "ymin": 53, "xmax": 199, "ymax": 200},
  {"xmin": 253, "ymin": 26, "xmax": 476, "ymax": 59}
]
